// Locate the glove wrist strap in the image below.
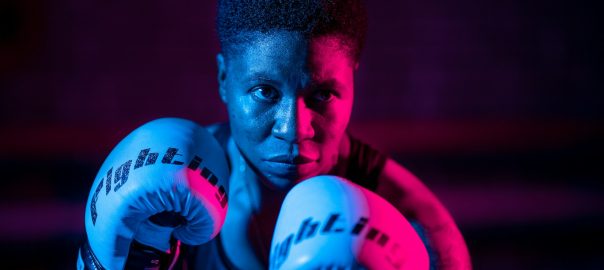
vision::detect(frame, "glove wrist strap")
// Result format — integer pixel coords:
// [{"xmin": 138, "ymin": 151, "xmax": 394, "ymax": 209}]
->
[
  {"xmin": 78, "ymin": 236, "xmax": 104, "ymax": 270},
  {"xmin": 78, "ymin": 236, "xmax": 181, "ymax": 270}
]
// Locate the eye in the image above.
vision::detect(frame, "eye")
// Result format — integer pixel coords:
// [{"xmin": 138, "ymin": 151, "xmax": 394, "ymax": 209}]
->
[
  {"xmin": 312, "ymin": 89, "xmax": 335, "ymax": 103},
  {"xmin": 251, "ymin": 85, "xmax": 280, "ymax": 102}
]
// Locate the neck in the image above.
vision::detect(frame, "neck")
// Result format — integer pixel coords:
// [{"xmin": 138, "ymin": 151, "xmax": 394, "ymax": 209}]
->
[
  {"xmin": 224, "ymin": 132, "xmax": 352, "ymax": 265},
  {"xmin": 227, "ymin": 138, "xmax": 289, "ymax": 265},
  {"xmin": 243, "ymin": 159, "xmax": 288, "ymax": 262}
]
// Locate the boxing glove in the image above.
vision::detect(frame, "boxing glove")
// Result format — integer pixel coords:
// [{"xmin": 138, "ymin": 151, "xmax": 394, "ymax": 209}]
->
[
  {"xmin": 269, "ymin": 175, "xmax": 429, "ymax": 270},
  {"xmin": 77, "ymin": 118, "xmax": 230, "ymax": 269}
]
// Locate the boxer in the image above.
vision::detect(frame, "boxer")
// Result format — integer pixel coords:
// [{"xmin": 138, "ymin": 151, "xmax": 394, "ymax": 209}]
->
[{"xmin": 79, "ymin": 0, "xmax": 471, "ymax": 269}]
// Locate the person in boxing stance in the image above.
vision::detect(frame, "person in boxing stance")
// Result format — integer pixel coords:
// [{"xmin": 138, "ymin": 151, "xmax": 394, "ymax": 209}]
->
[{"xmin": 78, "ymin": 0, "xmax": 471, "ymax": 269}]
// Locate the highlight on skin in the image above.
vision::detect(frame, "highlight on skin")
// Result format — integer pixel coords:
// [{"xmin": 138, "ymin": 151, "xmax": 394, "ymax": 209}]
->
[{"xmin": 218, "ymin": 31, "xmax": 355, "ymax": 189}]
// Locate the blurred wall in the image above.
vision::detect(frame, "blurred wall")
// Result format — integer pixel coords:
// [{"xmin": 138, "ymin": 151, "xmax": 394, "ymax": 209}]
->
[{"xmin": 1, "ymin": 1, "xmax": 601, "ymax": 126}]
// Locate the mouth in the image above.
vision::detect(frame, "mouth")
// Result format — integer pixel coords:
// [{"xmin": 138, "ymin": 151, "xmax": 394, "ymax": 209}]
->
[
  {"xmin": 265, "ymin": 154, "xmax": 315, "ymax": 165},
  {"xmin": 261, "ymin": 154, "xmax": 321, "ymax": 180}
]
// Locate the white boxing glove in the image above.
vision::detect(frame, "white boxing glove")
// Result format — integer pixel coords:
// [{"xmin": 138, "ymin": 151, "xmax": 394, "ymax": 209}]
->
[
  {"xmin": 270, "ymin": 175, "xmax": 429, "ymax": 270},
  {"xmin": 77, "ymin": 118, "xmax": 229, "ymax": 270}
]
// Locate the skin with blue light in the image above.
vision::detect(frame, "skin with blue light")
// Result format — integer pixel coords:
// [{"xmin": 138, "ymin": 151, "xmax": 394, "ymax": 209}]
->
[
  {"xmin": 211, "ymin": 31, "xmax": 471, "ymax": 269},
  {"xmin": 218, "ymin": 31, "xmax": 353, "ymax": 189}
]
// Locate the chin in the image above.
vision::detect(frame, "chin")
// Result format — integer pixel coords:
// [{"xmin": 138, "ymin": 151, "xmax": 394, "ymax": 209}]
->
[
  {"xmin": 261, "ymin": 175, "xmax": 297, "ymax": 190},
  {"xmin": 261, "ymin": 167, "xmax": 322, "ymax": 190}
]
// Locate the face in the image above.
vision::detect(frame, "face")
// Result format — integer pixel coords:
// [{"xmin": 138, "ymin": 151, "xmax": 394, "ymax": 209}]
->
[{"xmin": 217, "ymin": 31, "xmax": 356, "ymax": 189}]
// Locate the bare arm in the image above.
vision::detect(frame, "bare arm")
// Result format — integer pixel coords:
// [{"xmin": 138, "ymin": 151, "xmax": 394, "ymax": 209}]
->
[{"xmin": 376, "ymin": 158, "xmax": 471, "ymax": 270}]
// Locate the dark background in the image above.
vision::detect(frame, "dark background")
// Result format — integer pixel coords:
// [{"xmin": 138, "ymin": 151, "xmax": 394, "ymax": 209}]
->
[{"xmin": 1, "ymin": 0, "xmax": 602, "ymax": 269}]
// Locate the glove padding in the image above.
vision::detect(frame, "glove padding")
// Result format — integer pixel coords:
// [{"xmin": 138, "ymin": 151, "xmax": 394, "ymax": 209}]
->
[
  {"xmin": 270, "ymin": 175, "xmax": 429, "ymax": 270},
  {"xmin": 82, "ymin": 118, "xmax": 229, "ymax": 269}
]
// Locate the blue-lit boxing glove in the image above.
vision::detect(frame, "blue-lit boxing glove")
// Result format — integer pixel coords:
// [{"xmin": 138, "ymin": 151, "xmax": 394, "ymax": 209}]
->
[
  {"xmin": 270, "ymin": 175, "xmax": 429, "ymax": 270},
  {"xmin": 77, "ymin": 118, "xmax": 230, "ymax": 270}
]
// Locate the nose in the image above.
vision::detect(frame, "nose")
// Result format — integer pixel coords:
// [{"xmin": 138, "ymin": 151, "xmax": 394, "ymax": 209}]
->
[{"xmin": 272, "ymin": 97, "xmax": 315, "ymax": 143}]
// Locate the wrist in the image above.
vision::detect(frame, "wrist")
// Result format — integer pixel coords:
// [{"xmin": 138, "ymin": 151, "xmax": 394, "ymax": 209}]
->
[{"xmin": 78, "ymin": 235, "xmax": 182, "ymax": 270}]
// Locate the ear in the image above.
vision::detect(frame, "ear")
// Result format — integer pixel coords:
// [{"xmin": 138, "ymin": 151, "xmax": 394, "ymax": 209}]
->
[{"xmin": 216, "ymin": 53, "xmax": 228, "ymax": 104}]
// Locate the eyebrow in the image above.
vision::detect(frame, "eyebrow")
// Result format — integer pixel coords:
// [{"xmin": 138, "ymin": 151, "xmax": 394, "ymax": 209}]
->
[
  {"xmin": 245, "ymin": 71, "xmax": 345, "ymax": 91},
  {"xmin": 246, "ymin": 72, "xmax": 279, "ymax": 84},
  {"xmin": 312, "ymin": 79, "xmax": 344, "ymax": 91}
]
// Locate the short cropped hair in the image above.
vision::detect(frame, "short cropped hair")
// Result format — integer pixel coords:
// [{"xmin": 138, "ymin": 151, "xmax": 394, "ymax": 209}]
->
[{"xmin": 216, "ymin": 0, "xmax": 368, "ymax": 62}]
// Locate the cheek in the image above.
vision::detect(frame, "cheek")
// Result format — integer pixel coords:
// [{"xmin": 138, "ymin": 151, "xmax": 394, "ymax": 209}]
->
[
  {"xmin": 227, "ymin": 95, "xmax": 273, "ymax": 147},
  {"xmin": 322, "ymin": 99, "xmax": 352, "ymax": 135},
  {"xmin": 312, "ymin": 99, "xmax": 352, "ymax": 155}
]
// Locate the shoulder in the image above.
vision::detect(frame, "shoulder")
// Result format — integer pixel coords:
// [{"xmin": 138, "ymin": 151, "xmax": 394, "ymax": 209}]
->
[
  {"xmin": 378, "ymin": 158, "xmax": 422, "ymax": 191},
  {"xmin": 205, "ymin": 122, "xmax": 231, "ymax": 150},
  {"xmin": 340, "ymin": 133, "xmax": 429, "ymax": 211},
  {"xmin": 205, "ymin": 122, "xmax": 230, "ymax": 137},
  {"xmin": 205, "ymin": 122, "xmax": 240, "ymax": 176},
  {"xmin": 375, "ymin": 158, "xmax": 431, "ymax": 215},
  {"xmin": 335, "ymin": 133, "xmax": 388, "ymax": 191}
]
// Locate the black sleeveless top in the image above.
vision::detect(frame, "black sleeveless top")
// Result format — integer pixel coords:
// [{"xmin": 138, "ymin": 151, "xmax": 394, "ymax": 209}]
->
[
  {"xmin": 329, "ymin": 133, "xmax": 388, "ymax": 192},
  {"xmin": 175, "ymin": 128, "xmax": 388, "ymax": 269}
]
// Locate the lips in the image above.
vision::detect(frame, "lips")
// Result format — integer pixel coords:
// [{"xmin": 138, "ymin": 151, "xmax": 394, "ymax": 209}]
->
[
  {"xmin": 266, "ymin": 154, "xmax": 315, "ymax": 165},
  {"xmin": 263, "ymin": 153, "xmax": 320, "ymax": 179}
]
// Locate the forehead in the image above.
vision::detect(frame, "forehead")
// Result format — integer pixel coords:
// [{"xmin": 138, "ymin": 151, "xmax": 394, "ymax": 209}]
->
[{"xmin": 225, "ymin": 31, "xmax": 355, "ymax": 78}]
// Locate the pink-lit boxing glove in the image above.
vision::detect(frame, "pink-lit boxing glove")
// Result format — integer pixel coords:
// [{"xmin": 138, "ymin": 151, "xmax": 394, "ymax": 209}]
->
[{"xmin": 270, "ymin": 175, "xmax": 429, "ymax": 270}]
